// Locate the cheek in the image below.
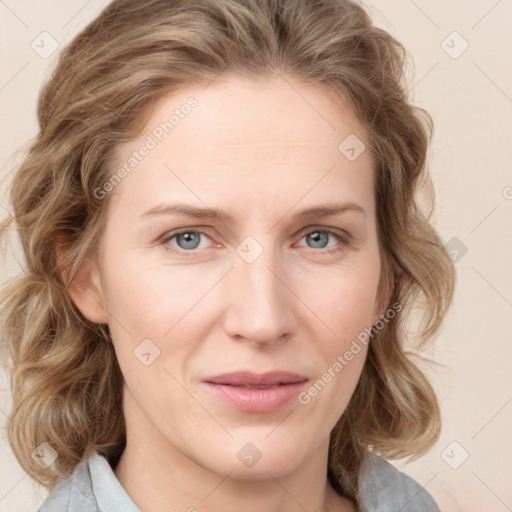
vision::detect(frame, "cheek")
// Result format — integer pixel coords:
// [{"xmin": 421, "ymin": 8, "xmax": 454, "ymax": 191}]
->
[
  {"xmin": 300, "ymin": 259, "xmax": 381, "ymax": 345},
  {"xmin": 296, "ymin": 271, "xmax": 376, "ymax": 424},
  {"xmin": 296, "ymin": 255, "xmax": 380, "ymax": 395},
  {"xmin": 103, "ymin": 252, "xmax": 183, "ymax": 322},
  {"xmin": 100, "ymin": 254, "xmax": 224, "ymax": 363}
]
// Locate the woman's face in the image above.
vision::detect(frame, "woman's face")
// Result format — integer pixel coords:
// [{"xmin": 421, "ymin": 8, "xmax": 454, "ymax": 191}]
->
[{"xmin": 80, "ymin": 74, "xmax": 386, "ymax": 478}]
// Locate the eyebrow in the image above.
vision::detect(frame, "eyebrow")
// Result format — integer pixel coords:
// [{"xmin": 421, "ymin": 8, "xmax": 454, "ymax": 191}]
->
[{"xmin": 138, "ymin": 202, "xmax": 366, "ymax": 222}]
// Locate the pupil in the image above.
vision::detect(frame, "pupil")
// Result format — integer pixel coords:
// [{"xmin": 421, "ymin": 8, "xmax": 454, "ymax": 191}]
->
[
  {"xmin": 178, "ymin": 232, "xmax": 200, "ymax": 249},
  {"xmin": 309, "ymin": 231, "xmax": 327, "ymax": 248}
]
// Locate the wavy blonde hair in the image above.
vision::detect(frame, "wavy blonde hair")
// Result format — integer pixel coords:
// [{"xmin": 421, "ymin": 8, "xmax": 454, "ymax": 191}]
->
[{"xmin": 0, "ymin": 0, "xmax": 455, "ymax": 504}]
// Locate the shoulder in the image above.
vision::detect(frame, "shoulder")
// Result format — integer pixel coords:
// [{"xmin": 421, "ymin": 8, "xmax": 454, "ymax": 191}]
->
[
  {"xmin": 358, "ymin": 454, "xmax": 440, "ymax": 512},
  {"xmin": 38, "ymin": 456, "xmax": 99, "ymax": 512},
  {"xmin": 38, "ymin": 446, "xmax": 140, "ymax": 512}
]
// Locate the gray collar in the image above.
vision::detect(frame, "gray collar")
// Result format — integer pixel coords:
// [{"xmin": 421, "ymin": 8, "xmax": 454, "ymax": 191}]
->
[{"xmin": 39, "ymin": 449, "xmax": 440, "ymax": 512}]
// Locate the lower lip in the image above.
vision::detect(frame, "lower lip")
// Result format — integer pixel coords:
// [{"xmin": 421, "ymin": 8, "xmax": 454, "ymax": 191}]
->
[{"xmin": 202, "ymin": 381, "xmax": 308, "ymax": 413}]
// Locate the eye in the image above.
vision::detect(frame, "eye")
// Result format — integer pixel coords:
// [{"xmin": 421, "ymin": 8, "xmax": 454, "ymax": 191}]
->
[
  {"xmin": 160, "ymin": 227, "xmax": 351, "ymax": 256},
  {"xmin": 297, "ymin": 228, "xmax": 351, "ymax": 254},
  {"xmin": 161, "ymin": 229, "xmax": 212, "ymax": 255}
]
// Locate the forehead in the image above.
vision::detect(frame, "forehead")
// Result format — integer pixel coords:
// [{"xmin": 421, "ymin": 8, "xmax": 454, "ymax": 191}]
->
[
  {"xmin": 106, "ymin": 73, "xmax": 374, "ymax": 217},
  {"xmin": 145, "ymin": 73, "xmax": 368, "ymax": 149}
]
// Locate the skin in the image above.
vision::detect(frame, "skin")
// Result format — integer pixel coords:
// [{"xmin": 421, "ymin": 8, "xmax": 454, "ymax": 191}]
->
[{"xmin": 67, "ymin": 73, "xmax": 390, "ymax": 512}]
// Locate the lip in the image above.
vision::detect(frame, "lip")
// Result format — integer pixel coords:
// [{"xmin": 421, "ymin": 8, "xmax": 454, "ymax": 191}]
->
[
  {"xmin": 201, "ymin": 371, "xmax": 308, "ymax": 413},
  {"xmin": 202, "ymin": 371, "xmax": 308, "ymax": 386}
]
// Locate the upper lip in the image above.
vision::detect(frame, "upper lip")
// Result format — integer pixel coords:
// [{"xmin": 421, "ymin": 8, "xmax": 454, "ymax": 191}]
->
[{"xmin": 202, "ymin": 371, "xmax": 308, "ymax": 386}]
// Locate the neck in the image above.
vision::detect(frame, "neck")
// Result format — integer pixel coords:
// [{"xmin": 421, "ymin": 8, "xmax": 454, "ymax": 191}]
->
[
  {"xmin": 112, "ymin": 391, "xmax": 356, "ymax": 512},
  {"xmin": 114, "ymin": 446, "xmax": 355, "ymax": 512}
]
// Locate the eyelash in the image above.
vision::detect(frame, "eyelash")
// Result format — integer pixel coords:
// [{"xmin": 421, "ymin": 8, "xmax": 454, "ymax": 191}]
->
[{"xmin": 160, "ymin": 227, "xmax": 352, "ymax": 257}]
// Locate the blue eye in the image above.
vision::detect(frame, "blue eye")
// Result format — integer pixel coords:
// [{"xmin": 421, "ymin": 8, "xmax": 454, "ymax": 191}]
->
[
  {"xmin": 303, "ymin": 230, "xmax": 335, "ymax": 249},
  {"xmin": 162, "ymin": 230, "xmax": 209, "ymax": 254},
  {"xmin": 160, "ymin": 227, "xmax": 350, "ymax": 256},
  {"xmin": 299, "ymin": 228, "xmax": 350, "ymax": 254},
  {"xmin": 171, "ymin": 231, "xmax": 203, "ymax": 250}
]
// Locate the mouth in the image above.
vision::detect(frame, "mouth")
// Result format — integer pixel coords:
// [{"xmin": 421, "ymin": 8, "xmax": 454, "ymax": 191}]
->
[
  {"xmin": 202, "ymin": 370, "xmax": 308, "ymax": 387},
  {"xmin": 201, "ymin": 371, "xmax": 309, "ymax": 413}
]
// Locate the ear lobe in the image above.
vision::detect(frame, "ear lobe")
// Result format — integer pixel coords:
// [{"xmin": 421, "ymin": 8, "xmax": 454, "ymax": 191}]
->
[{"xmin": 56, "ymin": 241, "xmax": 109, "ymax": 325}]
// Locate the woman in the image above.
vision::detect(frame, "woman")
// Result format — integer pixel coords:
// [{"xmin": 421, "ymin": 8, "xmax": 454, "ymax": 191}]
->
[{"xmin": 0, "ymin": 0, "xmax": 455, "ymax": 510}]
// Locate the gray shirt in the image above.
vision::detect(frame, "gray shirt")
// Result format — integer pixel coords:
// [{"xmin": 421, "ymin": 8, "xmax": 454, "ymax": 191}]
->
[{"xmin": 37, "ymin": 449, "xmax": 440, "ymax": 511}]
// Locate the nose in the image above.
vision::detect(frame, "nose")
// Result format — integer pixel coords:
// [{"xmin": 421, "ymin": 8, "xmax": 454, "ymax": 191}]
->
[{"xmin": 223, "ymin": 242, "xmax": 297, "ymax": 347}]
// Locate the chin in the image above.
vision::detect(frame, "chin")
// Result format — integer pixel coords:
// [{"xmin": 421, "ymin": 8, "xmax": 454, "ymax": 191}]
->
[{"xmin": 190, "ymin": 434, "xmax": 314, "ymax": 480}]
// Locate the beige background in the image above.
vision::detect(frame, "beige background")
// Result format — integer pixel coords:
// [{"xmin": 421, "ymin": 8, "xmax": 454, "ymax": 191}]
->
[{"xmin": 1, "ymin": 1, "xmax": 511, "ymax": 511}]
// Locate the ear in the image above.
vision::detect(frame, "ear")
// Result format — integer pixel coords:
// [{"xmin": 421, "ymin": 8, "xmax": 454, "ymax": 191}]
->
[{"xmin": 55, "ymin": 236, "xmax": 109, "ymax": 324}]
